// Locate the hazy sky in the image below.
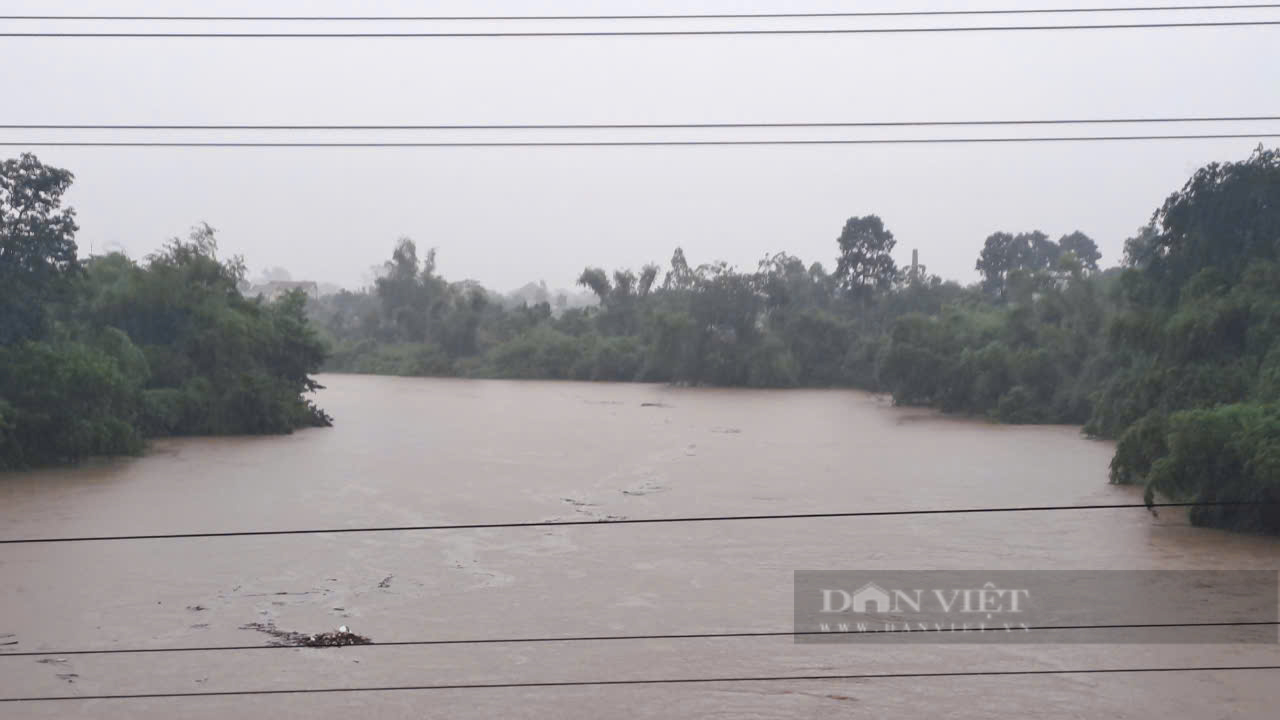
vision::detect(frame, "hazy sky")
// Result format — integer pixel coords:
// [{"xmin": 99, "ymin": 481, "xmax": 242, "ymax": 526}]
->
[{"xmin": 4, "ymin": 1, "xmax": 1279, "ymax": 291}]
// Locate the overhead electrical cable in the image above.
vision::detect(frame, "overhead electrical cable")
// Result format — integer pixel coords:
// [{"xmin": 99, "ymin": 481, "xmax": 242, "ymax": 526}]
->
[
  {"xmin": 2, "ymin": 620, "xmax": 1275, "ymax": 658},
  {"xmin": 2, "ymin": 133, "xmax": 1280, "ymax": 147},
  {"xmin": 3, "ymin": 114, "xmax": 1280, "ymax": 131},
  {"xmin": 1, "ymin": 501, "xmax": 1272, "ymax": 544},
  {"xmin": 4, "ymin": 664, "xmax": 1279, "ymax": 702},
  {"xmin": 4, "ymin": 19, "xmax": 1280, "ymax": 38},
  {"xmin": 1, "ymin": 3, "xmax": 1279, "ymax": 21}
]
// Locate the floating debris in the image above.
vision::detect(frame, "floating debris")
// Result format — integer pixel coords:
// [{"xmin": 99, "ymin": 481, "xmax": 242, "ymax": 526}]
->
[
  {"xmin": 640, "ymin": 402, "xmax": 671, "ymax": 408},
  {"xmin": 240, "ymin": 621, "xmax": 372, "ymax": 647},
  {"xmin": 377, "ymin": 575, "xmax": 394, "ymax": 589},
  {"xmin": 242, "ymin": 589, "xmax": 324, "ymax": 598},
  {"xmin": 186, "ymin": 605, "xmax": 207, "ymax": 612},
  {"xmin": 622, "ymin": 480, "xmax": 668, "ymax": 496}
]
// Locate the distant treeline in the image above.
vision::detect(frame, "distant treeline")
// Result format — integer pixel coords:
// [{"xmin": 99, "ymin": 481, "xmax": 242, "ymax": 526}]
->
[
  {"xmin": 4, "ymin": 149, "xmax": 1278, "ymax": 533},
  {"xmin": 312, "ymin": 147, "xmax": 1280, "ymax": 533},
  {"xmin": 0, "ymin": 154, "xmax": 330, "ymax": 470}
]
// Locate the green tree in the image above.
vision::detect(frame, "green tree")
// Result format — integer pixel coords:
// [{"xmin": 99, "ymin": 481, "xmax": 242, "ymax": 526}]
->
[
  {"xmin": 1090, "ymin": 147, "xmax": 1280, "ymax": 531},
  {"xmin": 576, "ymin": 267, "xmax": 611, "ymax": 301},
  {"xmin": 374, "ymin": 237, "xmax": 449, "ymax": 343},
  {"xmin": 663, "ymin": 247, "xmax": 696, "ymax": 291},
  {"xmin": 0, "ymin": 341, "xmax": 144, "ymax": 469},
  {"xmin": 0, "ymin": 154, "xmax": 80, "ymax": 344},
  {"xmin": 1058, "ymin": 230, "xmax": 1101, "ymax": 272},
  {"xmin": 976, "ymin": 231, "xmax": 1019, "ymax": 300},
  {"xmin": 835, "ymin": 215, "xmax": 898, "ymax": 298}
]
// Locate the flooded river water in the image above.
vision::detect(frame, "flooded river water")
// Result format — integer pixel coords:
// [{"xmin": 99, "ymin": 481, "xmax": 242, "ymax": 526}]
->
[{"xmin": 1, "ymin": 374, "xmax": 1277, "ymax": 718}]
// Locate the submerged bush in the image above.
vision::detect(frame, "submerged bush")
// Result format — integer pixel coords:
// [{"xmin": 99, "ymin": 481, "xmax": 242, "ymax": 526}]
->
[
  {"xmin": 487, "ymin": 326, "xmax": 584, "ymax": 380},
  {"xmin": 0, "ymin": 341, "xmax": 145, "ymax": 468},
  {"xmin": 1109, "ymin": 412, "xmax": 1169, "ymax": 486},
  {"xmin": 1144, "ymin": 404, "xmax": 1280, "ymax": 533}
]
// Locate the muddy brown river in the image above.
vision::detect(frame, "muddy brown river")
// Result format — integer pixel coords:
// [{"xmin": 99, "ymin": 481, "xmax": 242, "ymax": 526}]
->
[{"xmin": 1, "ymin": 375, "xmax": 1278, "ymax": 718}]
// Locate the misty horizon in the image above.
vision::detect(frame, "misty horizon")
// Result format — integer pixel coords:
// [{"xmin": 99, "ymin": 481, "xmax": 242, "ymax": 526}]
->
[{"xmin": 5, "ymin": 0, "xmax": 1276, "ymax": 292}]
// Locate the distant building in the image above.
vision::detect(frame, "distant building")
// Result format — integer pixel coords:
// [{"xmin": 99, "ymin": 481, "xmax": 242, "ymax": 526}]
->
[
  {"xmin": 248, "ymin": 280, "xmax": 319, "ymax": 301},
  {"xmin": 906, "ymin": 248, "xmax": 927, "ymax": 282}
]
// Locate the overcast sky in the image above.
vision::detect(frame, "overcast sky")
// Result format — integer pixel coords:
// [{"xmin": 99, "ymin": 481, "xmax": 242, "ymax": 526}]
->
[{"xmin": 4, "ymin": 0, "xmax": 1278, "ymax": 291}]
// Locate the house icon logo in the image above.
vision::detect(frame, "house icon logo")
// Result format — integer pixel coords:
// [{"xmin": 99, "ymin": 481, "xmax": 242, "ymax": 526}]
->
[{"xmin": 850, "ymin": 582, "xmax": 893, "ymax": 613}]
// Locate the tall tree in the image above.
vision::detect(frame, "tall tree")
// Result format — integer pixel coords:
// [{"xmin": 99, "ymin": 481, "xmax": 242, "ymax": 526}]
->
[
  {"xmin": 663, "ymin": 247, "xmax": 696, "ymax": 291},
  {"xmin": 834, "ymin": 215, "xmax": 898, "ymax": 298},
  {"xmin": 1144, "ymin": 146, "xmax": 1280, "ymax": 305},
  {"xmin": 576, "ymin": 267, "xmax": 611, "ymax": 301},
  {"xmin": 1058, "ymin": 230, "xmax": 1101, "ymax": 272},
  {"xmin": 976, "ymin": 230, "xmax": 1060, "ymax": 300},
  {"xmin": 1122, "ymin": 223, "xmax": 1160, "ymax": 269},
  {"xmin": 638, "ymin": 263, "xmax": 660, "ymax": 297},
  {"xmin": 1025, "ymin": 231, "xmax": 1060, "ymax": 272},
  {"xmin": 0, "ymin": 154, "xmax": 80, "ymax": 344},
  {"xmin": 374, "ymin": 237, "xmax": 444, "ymax": 342},
  {"xmin": 578, "ymin": 264, "xmax": 657, "ymax": 336},
  {"xmin": 976, "ymin": 231, "xmax": 1018, "ymax": 300}
]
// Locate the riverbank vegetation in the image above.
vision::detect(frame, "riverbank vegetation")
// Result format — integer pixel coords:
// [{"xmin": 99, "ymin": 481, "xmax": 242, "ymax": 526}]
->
[
  {"xmin": 0, "ymin": 154, "xmax": 330, "ymax": 470},
  {"xmin": 311, "ymin": 147, "xmax": 1280, "ymax": 533},
  {"xmin": 4, "ymin": 147, "xmax": 1277, "ymax": 532}
]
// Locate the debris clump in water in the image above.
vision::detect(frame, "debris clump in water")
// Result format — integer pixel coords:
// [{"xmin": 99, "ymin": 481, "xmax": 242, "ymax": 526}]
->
[{"xmin": 241, "ymin": 622, "xmax": 372, "ymax": 647}]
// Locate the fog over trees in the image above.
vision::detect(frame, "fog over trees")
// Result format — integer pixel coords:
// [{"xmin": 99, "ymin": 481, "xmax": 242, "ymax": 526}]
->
[{"xmin": 3, "ymin": 147, "xmax": 1278, "ymax": 532}]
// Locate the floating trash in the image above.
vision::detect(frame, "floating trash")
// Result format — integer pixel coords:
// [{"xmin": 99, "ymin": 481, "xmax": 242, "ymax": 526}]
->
[{"xmin": 241, "ymin": 621, "xmax": 371, "ymax": 647}]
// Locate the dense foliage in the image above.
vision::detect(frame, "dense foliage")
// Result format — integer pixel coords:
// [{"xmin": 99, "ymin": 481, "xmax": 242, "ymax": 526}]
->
[
  {"xmin": 1098, "ymin": 148, "xmax": 1280, "ymax": 530},
  {"xmin": 317, "ymin": 219, "xmax": 1111, "ymax": 416},
  {"xmin": 315, "ymin": 148, "xmax": 1280, "ymax": 533},
  {"xmin": 0, "ymin": 154, "xmax": 330, "ymax": 470},
  {"xmin": 6, "ymin": 146, "xmax": 1277, "ymax": 532}
]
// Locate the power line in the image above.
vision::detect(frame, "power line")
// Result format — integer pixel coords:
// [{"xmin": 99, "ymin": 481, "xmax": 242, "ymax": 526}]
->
[
  {"xmin": 3, "ymin": 3, "xmax": 1279, "ymax": 21},
  {"xmin": 3, "ymin": 620, "xmax": 1275, "ymax": 658},
  {"xmin": 4, "ymin": 115, "xmax": 1280, "ymax": 131},
  {"xmin": 1, "ymin": 133, "xmax": 1279, "ymax": 148},
  {"xmin": 4, "ymin": 664, "xmax": 1278, "ymax": 702},
  {"xmin": 0, "ymin": 501, "xmax": 1269, "ymax": 545},
  {"xmin": 3, "ymin": 20, "xmax": 1280, "ymax": 37}
]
